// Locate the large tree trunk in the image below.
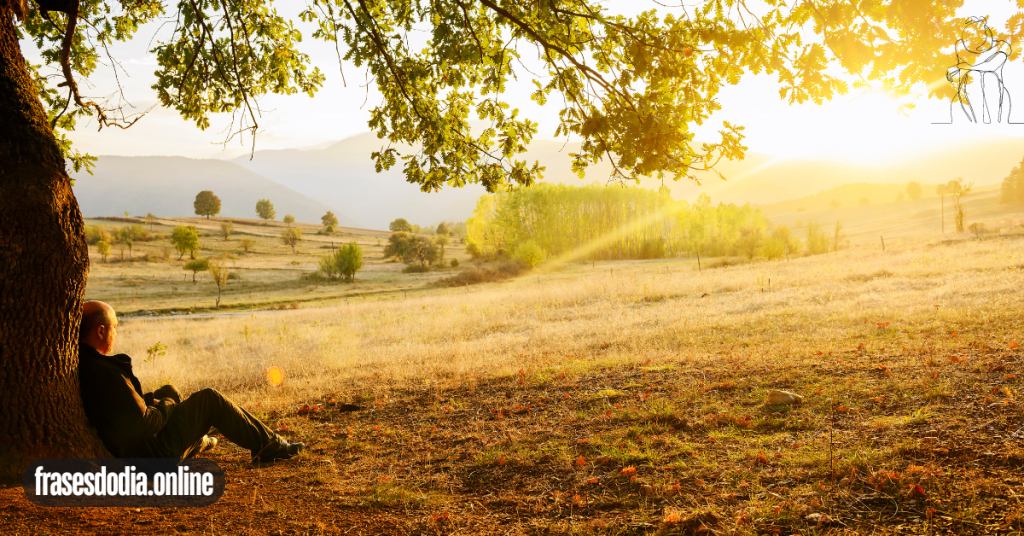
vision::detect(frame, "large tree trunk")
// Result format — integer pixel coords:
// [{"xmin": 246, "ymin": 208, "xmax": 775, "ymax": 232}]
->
[{"xmin": 0, "ymin": 2, "xmax": 109, "ymax": 482}]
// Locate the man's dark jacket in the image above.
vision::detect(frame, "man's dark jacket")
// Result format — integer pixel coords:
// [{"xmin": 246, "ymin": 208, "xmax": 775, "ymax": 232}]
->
[{"xmin": 78, "ymin": 343, "xmax": 176, "ymax": 457}]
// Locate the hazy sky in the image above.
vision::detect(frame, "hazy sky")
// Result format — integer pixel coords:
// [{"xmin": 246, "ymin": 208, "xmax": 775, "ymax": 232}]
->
[{"xmin": 25, "ymin": 0, "xmax": 1024, "ymax": 165}]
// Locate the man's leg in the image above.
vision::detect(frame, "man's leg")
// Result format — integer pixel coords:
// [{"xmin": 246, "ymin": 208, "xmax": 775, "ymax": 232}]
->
[{"xmin": 152, "ymin": 388, "xmax": 290, "ymax": 461}]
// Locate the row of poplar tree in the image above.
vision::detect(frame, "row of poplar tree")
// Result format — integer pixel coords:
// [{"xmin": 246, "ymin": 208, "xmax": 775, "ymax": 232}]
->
[{"xmin": 465, "ymin": 184, "xmax": 841, "ymax": 262}]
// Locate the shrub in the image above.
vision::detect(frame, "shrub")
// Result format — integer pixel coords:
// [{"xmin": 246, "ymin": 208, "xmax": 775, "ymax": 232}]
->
[
  {"xmin": 171, "ymin": 225, "xmax": 200, "ymax": 260},
  {"xmin": 220, "ymin": 221, "xmax": 233, "ymax": 240},
  {"xmin": 184, "ymin": 258, "xmax": 209, "ymax": 283},
  {"xmin": 906, "ymin": 181, "xmax": 923, "ymax": 200},
  {"xmin": 386, "ymin": 232, "xmax": 438, "ymax": 265},
  {"xmin": 638, "ymin": 238, "xmax": 666, "ymax": 259},
  {"xmin": 734, "ymin": 227, "xmax": 764, "ymax": 260},
  {"xmin": 238, "ymin": 238, "xmax": 255, "ymax": 253},
  {"xmin": 256, "ymin": 199, "xmax": 276, "ymax": 221},
  {"xmin": 96, "ymin": 240, "xmax": 111, "ymax": 262},
  {"xmin": 513, "ymin": 241, "xmax": 547, "ymax": 268},
  {"xmin": 281, "ymin": 227, "xmax": 302, "ymax": 253},
  {"xmin": 403, "ymin": 264, "xmax": 430, "ymax": 273},
  {"xmin": 85, "ymin": 225, "xmax": 112, "ymax": 245},
  {"xmin": 450, "ymin": 258, "xmax": 459, "ymax": 268},
  {"xmin": 322, "ymin": 211, "xmax": 339, "ymax": 231},
  {"xmin": 432, "ymin": 260, "xmax": 527, "ymax": 287},
  {"xmin": 283, "ymin": 214, "xmax": 295, "ymax": 226},
  {"xmin": 389, "ymin": 218, "xmax": 412, "ymax": 232},
  {"xmin": 318, "ymin": 242, "xmax": 363, "ymax": 281},
  {"xmin": 805, "ymin": 221, "xmax": 829, "ymax": 255}
]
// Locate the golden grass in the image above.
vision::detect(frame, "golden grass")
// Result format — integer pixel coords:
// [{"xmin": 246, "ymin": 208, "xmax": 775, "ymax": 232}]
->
[
  {"xmin": 82, "ymin": 217, "xmax": 463, "ymax": 313},
  {"xmin": 119, "ymin": 234, "xmax": 1024, "ymax": 412}
]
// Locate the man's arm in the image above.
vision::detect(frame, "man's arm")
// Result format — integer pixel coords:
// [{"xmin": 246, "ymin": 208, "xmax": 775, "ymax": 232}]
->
[
  {"xmin": 144, "ymin": 385, "xmax": 182, "ymax": 406},
  {"xmin": 118, "ymin": 376, "xmax": 175, "ymax": 436}
]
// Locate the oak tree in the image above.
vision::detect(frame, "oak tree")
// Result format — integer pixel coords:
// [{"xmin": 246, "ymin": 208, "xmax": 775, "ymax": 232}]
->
[
  {"xmin": 194, "ymin": 190, "xmax": 222, "ymax": 219},
  {"xmin": 256, "ymin": 199, "xmax": 276, "ymax": 222},
  {"xmin": 0, "ymin": 0, "xmax": 1002, "ymax": 480}
]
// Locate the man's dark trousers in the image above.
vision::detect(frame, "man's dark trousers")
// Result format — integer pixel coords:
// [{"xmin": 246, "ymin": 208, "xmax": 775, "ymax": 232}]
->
[{"xmin": 127, "ymin": 388, "xmax": 285, "ymax": 461}]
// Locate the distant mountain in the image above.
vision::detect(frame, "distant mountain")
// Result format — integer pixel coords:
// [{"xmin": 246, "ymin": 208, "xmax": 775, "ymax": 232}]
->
[
  {"xmin": 232, "ymin": 133, "xmax": 969, "ymax": 228},
  {"xmin": 231, "ymin": 133, "xmax": 487, "ymax": 230},
  {"xmin": 522, "ymin": 141, "xmax": 926, "ymax": 204},
  {"xmin": 71, "ymin": 156, "xmax": 357, "ymax": 227},
  {"xmin": 80, "ymin": 130, "xmax": 1009, "ymax": 230},
  {"xmin": 757, "ymin": 182, "xmax": 945, "ymax": 216}
]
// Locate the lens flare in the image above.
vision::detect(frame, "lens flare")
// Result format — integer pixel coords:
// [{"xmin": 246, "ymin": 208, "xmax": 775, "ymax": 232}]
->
[{"xmin": 266, "ymin": 366, "xmax": 285, "ymax": 387}]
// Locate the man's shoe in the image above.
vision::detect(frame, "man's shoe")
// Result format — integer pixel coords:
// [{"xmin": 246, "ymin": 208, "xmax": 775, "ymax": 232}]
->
[
  {"xmin": 199, "ymin": 435, "xmax": 218, "ymax": 454},
  {"xmin": 255, "ymin": 441, "xmax": 304, "ymax": 463},
  {"xmin": 185, "ymin": 435, "xmax": 218, "ymax": 459}
]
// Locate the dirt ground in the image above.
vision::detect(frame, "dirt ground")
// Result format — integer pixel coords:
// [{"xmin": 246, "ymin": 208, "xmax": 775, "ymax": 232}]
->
[{"xmin": 3, "ymin": 334, "xmax": 1024, "ymax": 535}]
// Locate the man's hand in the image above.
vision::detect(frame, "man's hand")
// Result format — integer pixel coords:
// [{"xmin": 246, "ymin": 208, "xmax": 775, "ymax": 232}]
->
[
  {"xmin": 153, "ymin": 397, "xmax": 176, "ymax": 422},
  {"xmin": 152, "ymin": 384, "xmax": 182, "ymax": 404}
]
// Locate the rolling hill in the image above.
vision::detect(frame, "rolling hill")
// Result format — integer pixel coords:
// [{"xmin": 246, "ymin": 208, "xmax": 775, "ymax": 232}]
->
[
  {"xmin": 232, "ymin": 131, "xmax": 1023, "ymax": 229},
  {"xmin": 74, "ymin": 132, "xmax": 1024, "ymax": 231},
  {"xmin": 71, "ymin": 156, "xmax": 358, "ymax": 227}
]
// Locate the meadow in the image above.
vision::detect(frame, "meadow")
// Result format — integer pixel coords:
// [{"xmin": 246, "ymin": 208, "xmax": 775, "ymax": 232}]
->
[
  {"xmin": 6, "ymin": 226, "xmax": 1021, "ymax": 535},
  {"xmin": 3, "ymin": 189, "xmax": 1023, "ymax": 535},
  {"xmin": 81, "ymin": 216, "xmax": 466, "ymax": 314}
]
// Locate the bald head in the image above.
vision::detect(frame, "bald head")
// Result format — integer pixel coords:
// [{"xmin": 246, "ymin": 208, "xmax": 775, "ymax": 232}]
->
[{"xmin": 81, "ymin": 301, "xmax": 118, "ymax": 354}]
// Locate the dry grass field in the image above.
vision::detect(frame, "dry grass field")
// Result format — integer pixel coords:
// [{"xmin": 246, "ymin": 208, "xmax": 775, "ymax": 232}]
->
[
  {"xmin": 6, "ymin": 229, "xmax": 1024, "ymax": 535},
  {"xmin": 82, "ymin": 216, "xmax": 468, "ymax": 314}
]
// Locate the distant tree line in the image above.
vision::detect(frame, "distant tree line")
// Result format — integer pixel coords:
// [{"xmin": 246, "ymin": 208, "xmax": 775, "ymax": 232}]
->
[
  {"xmin": 389, "ymin": 218, "xmax": 467, "ymax": 238},
  {"xmin": 85, "ymin": 224, "xmax": 155, "ymax": 261},
  {"xmin": 1001, "ymin": 156, "xmax": 1024, "ymax": 205},
  {"xmin": 464, "ymin": 184, "xmax": 858, "ymax": 262}
]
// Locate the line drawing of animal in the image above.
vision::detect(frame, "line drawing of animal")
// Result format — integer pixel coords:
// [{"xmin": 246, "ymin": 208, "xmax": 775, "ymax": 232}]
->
[{"xmin": 938, "ymin": 16, "xmax": 1023, "ymax": 124}]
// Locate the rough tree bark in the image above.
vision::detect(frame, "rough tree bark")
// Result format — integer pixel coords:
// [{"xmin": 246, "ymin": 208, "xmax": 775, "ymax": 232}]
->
[{"xmin": 0, "ymin": 0, "xmax": 110, "ymax": 481}]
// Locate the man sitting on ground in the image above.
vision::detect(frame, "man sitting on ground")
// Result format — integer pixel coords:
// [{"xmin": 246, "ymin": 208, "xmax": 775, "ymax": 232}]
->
[{"xmin": 78, "ymin": 300, "xmax": 303, "ymax": 462}]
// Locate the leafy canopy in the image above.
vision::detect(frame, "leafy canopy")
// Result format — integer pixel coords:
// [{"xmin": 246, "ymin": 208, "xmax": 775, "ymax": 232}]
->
[
  {"xmin": 23, "ymin": 0, "xmax": 994, "ymax": 186},
  {"xmin": 319, "ymin": 242, "xmax": 363, "ymax": 281},
  {"xmin": 281, "ymin": 226, "xmax": 302, "ymax": 251},
  {"xmin": 389, "ymin": 218, "xmax": 412, "ymax": 233},
  {"xmin": 171, "ymin": 224, "xmax": 200, "ymax": 259},
  {"xmin": 255, "ymin": 199, "xmax": 276, "ymax": 221},
  {"xmin": 194, "ymin": 191, "xmax": 222, "ymax": 218}
]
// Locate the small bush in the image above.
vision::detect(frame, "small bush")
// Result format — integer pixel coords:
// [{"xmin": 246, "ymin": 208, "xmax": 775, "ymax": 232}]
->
[
  {"xmin": 403, "ymin": 264, "xmax": 430, "ymax": 273},
  {"xmin": 86, "ymin": 225, "xmax": 112, "ymax": 245},
  {"xmin": 318, "ymin": 242, "xmax": 363, "ymax": 281},
  {"xmin": 846, "ymin": 269, "xmax": 894, "ymax": 283},
  {"xmin": 705, "ymin": 257, "xmax": 749, "ymax": 269},
  {"xmin": 513, "ymin": 241, "xmax": 547, "ymax": 267},
  {"xmin": 450, "ymin": 258, "xmax": 459, "ymax": 268},
  {"xmin": 433, "ymin": 260, "xmax": 526, "ymax": 287}
]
